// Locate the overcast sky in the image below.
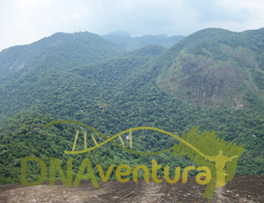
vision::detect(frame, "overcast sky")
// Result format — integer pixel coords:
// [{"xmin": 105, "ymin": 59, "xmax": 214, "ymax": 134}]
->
[{"xmin": 0, "ymin": 0, "xmax": 263, "ymax": 51}]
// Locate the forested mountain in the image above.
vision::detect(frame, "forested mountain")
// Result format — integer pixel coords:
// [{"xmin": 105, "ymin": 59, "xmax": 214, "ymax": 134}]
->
[
  {"xmin": 0, "ymin": 32, "xmax": 125, "ymax": 77},
  {"xmin": 156, "ymin": 28, "xmax": 264, "ymax": 107},
  {"xmin": 0, "ymin": 28, "xmax": 263, "ymax": 189},
  {"xmin": 102, "ymin": 32, "xmax": 185, "ymax": 51}
]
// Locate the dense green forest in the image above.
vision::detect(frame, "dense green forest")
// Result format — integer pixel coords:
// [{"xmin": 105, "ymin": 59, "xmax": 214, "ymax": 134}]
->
[{"xmin": 0, "ymin": 28, "xmax": 263, "ymax": 187}]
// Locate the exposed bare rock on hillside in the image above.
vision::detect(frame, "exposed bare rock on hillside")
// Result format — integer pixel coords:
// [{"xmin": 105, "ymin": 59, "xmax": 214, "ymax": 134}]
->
[{"xmin": 0, "ymin": 175, "xmax": 263, "ymax": 203}]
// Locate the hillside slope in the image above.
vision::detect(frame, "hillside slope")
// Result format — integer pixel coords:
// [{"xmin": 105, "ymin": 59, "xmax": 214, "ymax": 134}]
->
[{"xmin": 156, "ymin": 28, "xmax": 264, "ymax": 107}]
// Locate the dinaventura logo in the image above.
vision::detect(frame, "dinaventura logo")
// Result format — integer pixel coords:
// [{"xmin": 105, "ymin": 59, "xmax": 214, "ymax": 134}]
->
[{"xmin": 20, "ymin": 120, "xmax": 244, "ymax": 202}]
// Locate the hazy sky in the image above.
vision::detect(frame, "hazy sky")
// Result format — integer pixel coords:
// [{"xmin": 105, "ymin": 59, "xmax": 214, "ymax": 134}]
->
[{"xmin": 0, "ymin": 0, "xmax": 263, "ymax": 51}]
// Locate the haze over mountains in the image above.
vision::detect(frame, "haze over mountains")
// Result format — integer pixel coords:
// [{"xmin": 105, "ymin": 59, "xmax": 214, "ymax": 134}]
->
[
  {"xmin": 0, "ymin": 28, "xmax": 263, "ymax": 200},
  {"xmin": 102, "ymin": 31, "xmax": 185, "ymax": 51}
]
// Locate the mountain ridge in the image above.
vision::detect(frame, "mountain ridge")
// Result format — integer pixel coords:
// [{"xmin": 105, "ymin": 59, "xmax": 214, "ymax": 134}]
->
[{"xmin": 0, "ymin": 31, "xmax": 125, "ymax": 77}]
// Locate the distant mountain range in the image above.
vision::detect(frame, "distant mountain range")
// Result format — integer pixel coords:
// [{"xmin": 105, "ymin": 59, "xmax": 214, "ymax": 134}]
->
[{"xmin": 102, "ymin": 31, "xmax": 185, "ymax": 51}]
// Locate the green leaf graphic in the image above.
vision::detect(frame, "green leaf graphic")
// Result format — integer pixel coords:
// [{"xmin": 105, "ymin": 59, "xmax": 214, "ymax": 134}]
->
[{"xmin": 172, "ymin": 126, "xmax": 244, "ymax": 201}]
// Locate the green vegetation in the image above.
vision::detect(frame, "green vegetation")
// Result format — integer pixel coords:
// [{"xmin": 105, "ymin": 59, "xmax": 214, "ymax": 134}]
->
[{"xmin": 0, "ymin": 28, "xmax": 263, "ymax": 186}]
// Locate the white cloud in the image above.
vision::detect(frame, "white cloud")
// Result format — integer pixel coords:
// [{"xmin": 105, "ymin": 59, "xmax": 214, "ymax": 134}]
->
[
  {"xmin": 184, "ymin": 0, "xmax": 252, "ymax": 23},
  {"xmin": 72, "ymin": 13, "xmax": 81, "ymax": 19},
  {"xmin": 60, "ymin": 15, "xmax": 67, "ymax": 19}
]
